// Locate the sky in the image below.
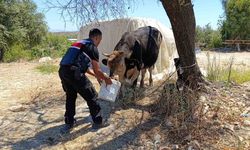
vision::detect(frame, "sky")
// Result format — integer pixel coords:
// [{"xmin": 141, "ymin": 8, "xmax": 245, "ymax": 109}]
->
[{"xmin": 34, "ymin": 0, "xmax": 224, "ymax": 32}]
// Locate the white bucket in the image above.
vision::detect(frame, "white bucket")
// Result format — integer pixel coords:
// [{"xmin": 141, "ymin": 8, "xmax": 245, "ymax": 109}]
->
[{"xmin": 98, "ymin": 79, "xmax": 121, "ymax": 102}]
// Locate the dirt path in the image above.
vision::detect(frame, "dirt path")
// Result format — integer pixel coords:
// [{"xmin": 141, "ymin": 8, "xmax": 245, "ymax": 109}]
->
[
  {"xmin": 0, "ymin": 52, "xmax": 250, "ymax": 149},
  {"xmin": 0, "ymin": 60, "xmax": 152, "ymax": 150}
]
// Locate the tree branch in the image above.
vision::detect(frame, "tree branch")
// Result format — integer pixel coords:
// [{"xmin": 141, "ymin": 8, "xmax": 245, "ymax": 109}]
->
[{"xmin": 44, "ymin": 0, "xmax": 135, "ymax": 28}]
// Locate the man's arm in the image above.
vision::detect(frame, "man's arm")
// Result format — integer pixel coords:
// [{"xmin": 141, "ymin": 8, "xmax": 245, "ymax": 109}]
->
[
  {"xmin": 86, "ymin": 68, "xmax": 102, "ymax": 85},
  {"xmin": 86, "ymin": 68, "xmax": 96, "ymax": 77},
  {"xmin": 91, "ymin": 60, "xmax": 112, "ymax": 85}
]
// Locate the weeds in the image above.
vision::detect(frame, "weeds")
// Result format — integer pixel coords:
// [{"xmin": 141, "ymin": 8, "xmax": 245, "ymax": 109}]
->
[
  {"xmin": 35, "ymin": 63, "xmax": 58, "ymax": 74},
  {"xmin": 206, "ymin": 52, "xmax": 250, "ymax": 84}
]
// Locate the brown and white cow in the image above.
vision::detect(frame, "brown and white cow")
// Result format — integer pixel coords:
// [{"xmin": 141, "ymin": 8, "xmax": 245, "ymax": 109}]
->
[{"xmin": 102, "ymin": 26, "xmax": 162, "ymax": 88}]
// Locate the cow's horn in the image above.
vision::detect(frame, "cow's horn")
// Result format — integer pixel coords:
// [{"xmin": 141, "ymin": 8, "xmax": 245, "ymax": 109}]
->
[{"xmin": 102, "ymin": 52, "xmax": 111, "ymax": 57}]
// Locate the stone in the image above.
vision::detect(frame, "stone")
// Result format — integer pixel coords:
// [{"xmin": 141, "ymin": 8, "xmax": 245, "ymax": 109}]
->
[
  {"xmin": 184, "ymin": 134, "xmax": 192, "ymax": 142},
  {"xmin": 199, "ymin": 96, "xmax": 206, "ymax": 102},
  {"xmin": 172, "ymin": 144, "xmax": 179, "ymax": 149},
  {"xmin": 38, "ymin": 57, "xmax": 52, "ymax": 63},
  {"xmin": 154, "ymin": 133, "xmax": 161, "ymax": 144},
  {"xmin": 9, "ymin": 105, "xmax": 26, "ymax": 112},
  {"xmin": 242, "ymin": 94, "xmax": 249, "ymax": 100}
]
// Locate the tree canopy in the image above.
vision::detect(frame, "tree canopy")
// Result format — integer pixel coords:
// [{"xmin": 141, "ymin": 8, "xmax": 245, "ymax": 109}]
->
[
  {"xmin": 220, "ymin": 0, "xmax": 250, "ymax": 40},
  {"xmin": 0, "ymin": 0, "xmax": 47, "ymax": 52}
]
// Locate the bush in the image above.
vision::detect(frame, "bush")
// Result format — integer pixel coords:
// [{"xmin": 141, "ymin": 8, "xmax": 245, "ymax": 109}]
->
[
  {"xmin": 4, "ymin": 44, "xmax": 31, "ymax": 62},
  {"xmin": 44, "ymin": 33, "xmax": 71, "ymax": 58},
  {"xmin": 196, "ymin": 24, "xmax": 222, "ymax": 49},
  {"xmin": 209, "ymin": 32, "xmax": 223, "ymax": 48},
  {"xmin": 2, "ymin": 33, "xmax": 72, "ymax": 62}
]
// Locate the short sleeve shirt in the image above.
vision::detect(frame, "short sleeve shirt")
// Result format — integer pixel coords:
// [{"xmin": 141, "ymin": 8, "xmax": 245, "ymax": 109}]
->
[{"xmin": 81, "ymin": 39, "xmax": 99, "ymax": 61}]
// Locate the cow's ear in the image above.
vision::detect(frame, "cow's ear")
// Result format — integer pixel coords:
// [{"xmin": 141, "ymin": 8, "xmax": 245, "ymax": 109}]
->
[{"xmin": 102, "ymin": 59, "xmax": 108, "ymax": 66}]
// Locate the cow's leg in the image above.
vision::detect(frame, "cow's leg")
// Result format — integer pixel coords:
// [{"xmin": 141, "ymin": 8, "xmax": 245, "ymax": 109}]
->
[
  {"xmin": 148, "ymin": 66, "xmax": 154, "ymax": 86},
  {"xmin": 140, "ymin": 68, "xmax": 146, "ymax": 88}
]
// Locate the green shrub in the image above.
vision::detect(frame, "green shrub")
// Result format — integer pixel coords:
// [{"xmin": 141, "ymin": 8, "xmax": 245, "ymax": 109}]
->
[
  {"xmin": 41, "ymin": 33, "xmax": 71, "ymax": 58},
  {"xmin": 4, "ymin": 44, "xmax": 31, "ymax": 62},
  {"xmin": 219, "ymin": 69, "xmax": 250, "ymax": 84},
  {"xmin": 196, "ymin": 24, "xmax": 222, "ymax": 49},
  {"xmin": 3, "ymin": 33, "xmax": 72, "ymax": 62},
  {"xmin": 209, "ymin": 32, "xmax": 223, "ymax": 48}
]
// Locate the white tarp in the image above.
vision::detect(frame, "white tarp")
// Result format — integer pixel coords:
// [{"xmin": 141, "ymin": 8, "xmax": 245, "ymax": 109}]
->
[{"xmin": 78, "ymin": 17, "xmax": 178, "ymax": 78}]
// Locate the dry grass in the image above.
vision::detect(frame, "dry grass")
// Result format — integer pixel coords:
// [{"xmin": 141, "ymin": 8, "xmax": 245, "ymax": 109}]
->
[{"xmin": 206, "ymin": 53, "xmax": 250, "ymax": 84}]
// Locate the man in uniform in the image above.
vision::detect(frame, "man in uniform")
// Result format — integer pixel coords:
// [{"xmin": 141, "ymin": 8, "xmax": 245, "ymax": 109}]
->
[{"xmin": 59, "ymin": 28, "xmax": 112, "ymax": 133}]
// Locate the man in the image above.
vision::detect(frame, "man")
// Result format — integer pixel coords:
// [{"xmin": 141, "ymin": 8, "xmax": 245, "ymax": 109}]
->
[{"xmin": 59, "ymin": 28, "xmax": 112, "ymax": 133}]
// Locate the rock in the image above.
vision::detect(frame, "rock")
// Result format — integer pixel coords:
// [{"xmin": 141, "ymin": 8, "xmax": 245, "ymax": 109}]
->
[
  {"xmin": 9, "ymin": 105, "xmax": 26, "ymax": 112},
  {"xmin": 242, "ymin": 94, "xmax": 249, "ymax": 100},
  {"xmin": 199, "ymin": 96, "xmax": 206, "ymax": 102},
  {"xmin": 154, "ymin": 133, "xmax": 161, "ymax": 144},
  {"xmin": 172, "ymin": 144, "xmax": 179, "ymax": 149},
  {"xmin": 39, "ymin": 57, "xmax": 52, "ymax": 63},
  {"xmin": 203, "ymin": 104, "xmax": 210, "ymax": 114},
  {"xmin": 184, "ymin": 134, "xmax": 192, "ymax": 142}
]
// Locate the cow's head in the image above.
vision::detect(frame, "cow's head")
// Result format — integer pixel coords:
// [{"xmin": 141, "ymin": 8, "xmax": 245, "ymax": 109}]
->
[
  {"xmin": 102, "ymin": 51, "xmax": 126, "ymax": 79},
  {"xmin": 102, "ymin": 40, "xmax": 143, "ymax": 86}
]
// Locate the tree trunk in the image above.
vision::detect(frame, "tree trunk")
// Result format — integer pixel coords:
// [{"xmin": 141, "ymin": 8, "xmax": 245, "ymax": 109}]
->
[{"xmin": 161, "ymin": 0, "xmax": 203, "ymax": 89}]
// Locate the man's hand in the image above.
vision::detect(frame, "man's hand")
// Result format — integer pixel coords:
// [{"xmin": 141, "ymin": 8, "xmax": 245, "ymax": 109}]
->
[
  {"xmin": 104, "ymin": 77, "xmax": 112, "ymax": 85},
  {"xmin": 91, "ymin": 60, "xmax": 112, "ymax": 85}
]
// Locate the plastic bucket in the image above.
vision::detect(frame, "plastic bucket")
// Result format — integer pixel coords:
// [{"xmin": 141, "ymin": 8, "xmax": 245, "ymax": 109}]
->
[{"xmin": 98, "ymin": 79, "xmax": 121, "ymax": 102}]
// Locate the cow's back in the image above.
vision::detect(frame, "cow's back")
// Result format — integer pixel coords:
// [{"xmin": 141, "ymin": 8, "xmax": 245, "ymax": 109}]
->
[
  {"xmin": 133, "ymin": 26, "xmax": 162, "ymax": 68},
  {"xmin": 114, "ymin": 26, "xmax": 162, "ymax": 67}
]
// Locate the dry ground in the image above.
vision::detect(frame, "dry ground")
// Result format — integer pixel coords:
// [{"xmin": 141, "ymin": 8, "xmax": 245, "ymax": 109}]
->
[{"xmin": 0, "ymin": 51, "xmax": 250, "ymax": 150}]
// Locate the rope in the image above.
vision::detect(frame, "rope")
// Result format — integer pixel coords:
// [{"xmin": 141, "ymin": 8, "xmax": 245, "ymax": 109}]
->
[
  {"xmin": 144, "ymin": 69, "xmax": 178, "ymax": 96},
  {"xmin": 143, "ymin": 62, "xmax": 197, "ymax": 96},
  {"xmin": 180, "ymin": 62, "xmax": 197, "ymax": 69}
]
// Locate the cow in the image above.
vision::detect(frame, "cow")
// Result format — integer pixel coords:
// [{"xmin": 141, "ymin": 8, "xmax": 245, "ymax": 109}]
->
[{"xmin": 102, "ymin": 26, "xmax": 162, "ymax": 88}]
